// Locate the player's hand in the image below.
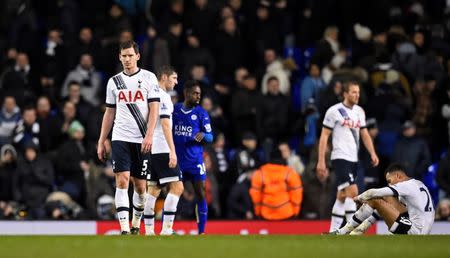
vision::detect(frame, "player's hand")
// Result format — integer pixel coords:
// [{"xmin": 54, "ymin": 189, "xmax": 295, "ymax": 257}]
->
[
  {"xmin": 169, "ymin": 151, "xmax": 177, "ymax": 168},
  {"xmin": 370, "ymin": 153, "xmax": 379, "ymax": 167},
  {"xmin": 316, "ymin": 161, "xmax": 327, "ymax": 176},
  {"xmin": 194, "ymin": 132, "xmax": 204, "ymax": 142},
  {"xmin": 97, "ymin": 141, "xmax": 106, "ymax": 162},
  {"xmin": 141, "ymin": 135, "xmax": 152, "ymax": 153}
]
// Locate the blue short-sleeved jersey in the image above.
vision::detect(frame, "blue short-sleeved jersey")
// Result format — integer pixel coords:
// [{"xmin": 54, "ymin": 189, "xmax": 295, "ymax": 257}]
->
[{"xmin": 173, "ymin": 103, "xmax": 212, "ymax": 180}]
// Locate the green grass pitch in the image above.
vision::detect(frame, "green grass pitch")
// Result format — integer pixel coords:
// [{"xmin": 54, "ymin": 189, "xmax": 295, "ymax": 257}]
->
[{"xmin": 1, "ymin": 235, "xmax": 449, "ymax": 258}]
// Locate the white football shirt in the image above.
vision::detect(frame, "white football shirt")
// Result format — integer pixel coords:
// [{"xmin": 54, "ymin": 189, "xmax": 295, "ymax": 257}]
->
[
  {"xmin": 105, "ymin": 68, "xmax": 160, "ymax": 143},
  {"xmin": 151, "ymin": 88, "xmax": 173, "ymax": 154},
  {"xmin": 389, "ymin": 179, "xmax": 435, "ymax": 234},
  {"xmin": 322, "ymin": 102, "xmax": 366, "ymax": 162}
]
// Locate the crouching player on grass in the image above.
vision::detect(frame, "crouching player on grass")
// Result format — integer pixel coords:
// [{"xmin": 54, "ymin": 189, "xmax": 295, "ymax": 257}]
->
[{"xmin": 333, "ymin": 164, "xmax": 434, "ymax": 235}]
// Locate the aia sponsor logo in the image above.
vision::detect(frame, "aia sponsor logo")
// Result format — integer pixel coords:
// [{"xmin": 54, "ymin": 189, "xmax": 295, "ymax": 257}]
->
[
  {"xmin": 118, "ymin": 90, "xmax": 145, "ymax": 103},
  {"xmin": 341, "ymin": 119, "xmax": 361, "ymax": 128}
]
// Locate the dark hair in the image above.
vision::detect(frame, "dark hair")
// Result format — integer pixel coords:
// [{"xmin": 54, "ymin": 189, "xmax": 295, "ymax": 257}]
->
[
  {"xmin": 156, "ymin": 65, "xmax": 176, "ymax": 80},
  {"xmin": 183, "ymin": 80, "xmax": 201, "ymax": 93},
  {"xmin": 342, "ymin": 81, "xmax": 360, "ymax": 93},
  {"xmin": 385, "ymin": 163, "xmax": 406, "ymax": 176},
  {"xmin": 119, "ymin": 40, "xmax": 139, "ymax": 54},
  {"xmin": 267, "ymin": 76, "xmax": 279, "ymax": 83}
]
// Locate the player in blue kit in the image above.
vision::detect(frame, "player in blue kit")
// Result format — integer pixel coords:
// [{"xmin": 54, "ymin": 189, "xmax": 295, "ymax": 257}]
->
[{"xmin": 173, "ymin": 80, "xmax": 213, "ymax": 234}]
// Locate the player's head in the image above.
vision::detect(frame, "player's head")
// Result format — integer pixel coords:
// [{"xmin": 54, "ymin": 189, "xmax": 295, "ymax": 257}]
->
[
  {"xmin": 342, "ymin": 81, "xmax": 360, "ymax": 106},
  {"xmin": 385, "ymin": 163, "xmax": 408, "ymax": 185},
  {"xmin": 157, "ymin": 65, "xmax": 178, "ymax": 91},
  {"xmin": 183, "ymin": 80, "xmax": 201, "ymax": 107},
  {"xmin": 119, "ymin": 40, "xmax": 140, "ymax": 71}
]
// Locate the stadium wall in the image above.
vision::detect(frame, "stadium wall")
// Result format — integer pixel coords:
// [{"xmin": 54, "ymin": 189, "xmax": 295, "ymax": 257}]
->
[{"xmin": 0, "ymin": 221, "xmax": 449, "ymax": 235}]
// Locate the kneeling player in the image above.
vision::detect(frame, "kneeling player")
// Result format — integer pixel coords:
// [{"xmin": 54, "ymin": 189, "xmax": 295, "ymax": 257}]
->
[
  {"xmin": 335, "ymin": 164, "xmax": 434, "ymax": 235},
  {"xmin": 143, "ymin": 66, "xmax": 184, "ymax": 235}
]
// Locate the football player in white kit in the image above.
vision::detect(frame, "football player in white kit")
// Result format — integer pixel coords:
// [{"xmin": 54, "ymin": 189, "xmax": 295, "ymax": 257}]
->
[
  {"xmin": 97, "ymin": 41, "xmax": 160, "ymax": 235},
  {"xmin": 317, "ymin": 81, "xmax": 379, "ymax": 232},
  {"xmin": 143, "ymin": 65, "xmax": 184, "ymax": 236},
  {"xmin": 335, "ymin": 163, "xmax": 434, "ymax": 235}
]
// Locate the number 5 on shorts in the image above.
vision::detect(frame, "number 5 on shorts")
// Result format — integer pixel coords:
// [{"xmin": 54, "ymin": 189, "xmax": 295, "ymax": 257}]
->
[{"xmin": 141, "ymin": 160, "xmax": 148, "ymax": 176}]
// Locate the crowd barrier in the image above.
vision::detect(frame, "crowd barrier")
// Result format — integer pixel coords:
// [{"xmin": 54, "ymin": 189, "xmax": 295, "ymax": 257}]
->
[{"xmin": 1, "ymin": 220, "xmax": 449, "ymax": 235}]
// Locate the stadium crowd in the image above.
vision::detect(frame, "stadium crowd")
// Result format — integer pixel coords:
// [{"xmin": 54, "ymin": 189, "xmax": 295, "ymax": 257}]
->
[{"xmin": 0, "ymin": 0, "xmax": 449, "ymax": 222}]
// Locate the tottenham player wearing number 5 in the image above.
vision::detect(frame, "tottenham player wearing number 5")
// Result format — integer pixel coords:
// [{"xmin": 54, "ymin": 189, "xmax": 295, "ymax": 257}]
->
[
  {"xmin": 173, "ymin": 80, "xmax": 213, "ymax": 234},
  {"xmin": 143, "ymin": 66, "xmax": 184, "ymax": 236},
  {"xmin": 335, "ymin": 164, "xmax": 434, "ymax": 235},
  {"xmin": 97, "ymin": 41, "xmax": 160, "ymax": 235},
  {"xmin": 317, "ymin": 81, "xmax": 379, "ymax": 232}
]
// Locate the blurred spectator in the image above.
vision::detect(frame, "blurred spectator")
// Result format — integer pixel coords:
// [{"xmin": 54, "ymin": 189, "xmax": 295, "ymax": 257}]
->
[
  {"xmin": 63, "ymin": 81, "xmax": 94, "ymax": 125},
  {"xmin": 0, "ymin": 96, "xmax": 21, "ymax": 147},
  {"xmin": 300, "ymin": 63, "xmax": 326, "ymax": 112},
  {"xmin": 248, "ymin": 4, "xmax": 282, "ymax": 62},
  {"xmin": 435, "ymin": 198, "xmax": 450, "ymax": 221},
  {"xmin": 168, "ymin": 90, "xmax": 178, "ymax": 105},
  {"xmin": 232, "ymin": 132, "xmax": 263, "ymax": 178},
  {"xmin": 260, "ymin": 48, "xmax": 291, "ymax": 95},
  {"xmin": 206, "ymin": 132, "xmax": 232, "ymax": 217},
  {"xmin": 203, "ymin": 151, "xmax": 221, "ymax": 218},
  {"xmin": 14, "ymin": 141, "xmax": 54, "ymax": 219},
  {"xmin": 140, "ymin": 24, "xmax": 170, "ymax": 71},
  {"xmin": 300, "ymin": 99, "xmax": 320, "ymax": 162},
  {"xmin": 318, "ymin": 80, "xmax": 343, "ymax": 115},
  {"xmin": 227, "ymin": 171, "xmax": 254, "ymax": 219},
  {"xmin": 163, "ymin": 20, "xmax": 183, "ymax": 71},
  {"xmin": 392, "ymin": 120, "xmax": 431, "ymax": 180},
  {"xmin": 214, "ymin": 16, "xmax": 244, "ymax": 82},
  {"xmin": 352, "ymin": 23, "xmax": 375, "ymax": 69},
  {"xmin": 441, "ymin": 84, "xmax": 450, "ymax": 146},
  {"xmin": 300, "ymin": 165, "xmax": 334, "ymax": 220},
  {"xmin": 180, "ymin": 30, "xmax": 215, "ymax": 80},
  {"xmin": 156, "ymin": 0, "xmax": 184, "ymax": 35},
  {"xmin": 72, "ymin": 27, "xmax": 101, "ymax": 68},
  {"xmin": 59, "ymin": 101, "xmax": 77, "ymax": 140},
  {"xmin": 260, "ymin": 76, "xmax": 290, "ymax": 153},
  {"xmin": 61, "ymin": 54, "xmax": 102, "ymax": 106},
  {"xmin": 201, "ymin": 96, "xmax": 227, "ymax": 134},
  {"xmin": 12, "ymin": 106, "xmax": 39, "ymax": 153},
  {"xmin": 249, "ymin": 149, "xmax": 303, "ymax": 220},
  {"xmin": 55, "ymin": 120, "xmax": 88, "ymax": 207},
  {"xmin": 40, "ymin": 28, "xmax": 68, "ymax": 103},
  {"xmin": 96, "ymin": 194, "xmax": 115, "ymax": 220},
  {"xmin": 184, "ymin": 0, "xmax": 215, "ymax": 49},
  {"xmin": 311, "ymin": 26, "xmax": 342, "ymax": 68},
  {"xmin": 231, "ymin": 74, "xmax": 262, "ymax": 142},
  {"xmin": 0, "ymin": 144, "xmax": 18, "ymax": 204},
  {"xmin": 437, "ymin": 148, "xmax": 450, "ymax": 198},
  {"xmin": 1, "ymin": 52, "xmax": 38, "ymax": 107},
  {"xmin": 359, "ymin": 118, "xmax": 381, "ymax": 190},
  {"xmin": 36, "ymin": 96, "xmax": 61, "ymax": 153},
  {"xmin": 278, "ymin": 142, "xmax": 304, "ymax": 175},
  {"xmin": 45, "ymin": 191, "xmax": 83, "ymax": 220}
]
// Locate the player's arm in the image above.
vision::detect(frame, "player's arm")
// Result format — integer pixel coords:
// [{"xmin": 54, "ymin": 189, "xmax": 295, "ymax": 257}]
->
[
  {"xmin": 161, "ymin": 117, "xmax": 177, "ymax": 168},
  {"xmin": 355, "ymin": 187, "xmax": 396, "ymax": 202},
  {"xmin": 97, "ymin": 107, "xmax": 116, "ymax": 161},
  {"xmin": 360, "ymin": 128, "xmax": 379, "ymax": 167},
  {"xmin": 316, "ymin": 126, "xmax": 332, "ymax": 175},
  {"xmin": 142, "ymin": 81, "xmax": 161, "ymax": 153},
  {"xmin": 194, "ymin": 111, "xmax": 213, "ymax": 143}
]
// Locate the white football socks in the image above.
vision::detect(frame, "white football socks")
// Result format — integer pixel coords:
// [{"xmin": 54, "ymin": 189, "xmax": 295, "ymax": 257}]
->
[
  {"xmin": 131, "ymin": 191, "xmax": 146, "ymax": 229},
  {"xmin": 329, "ymin": 199, "xmax": 346, "ymax": 232},
  {"xmin": 161, "ymin": 193, "xmax": 180, "ymax": 234},
  {"xmin": 115, "ymin": 188, "xmax": 130, "ymax": 232},
  {"xmin": 143, "ymin": 193, "xmax": 157, "ymax": 235}
]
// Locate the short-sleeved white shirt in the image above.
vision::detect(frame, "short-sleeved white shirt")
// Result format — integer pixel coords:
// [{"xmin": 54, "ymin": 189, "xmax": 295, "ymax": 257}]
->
[
  {"xmin": 322, "ymin": 102, "xmax": 366, "ymax": 162},
  {"xmin": 151, "ymin": 88, "xmax": 173, "ymax": 154},
  {"xmin": 105, "ymin": 69, "xmax": 160, "ymax": 143},
  {"xmin": 389, "ymin": 179, "xmax": 435, "ymax": 234}
]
